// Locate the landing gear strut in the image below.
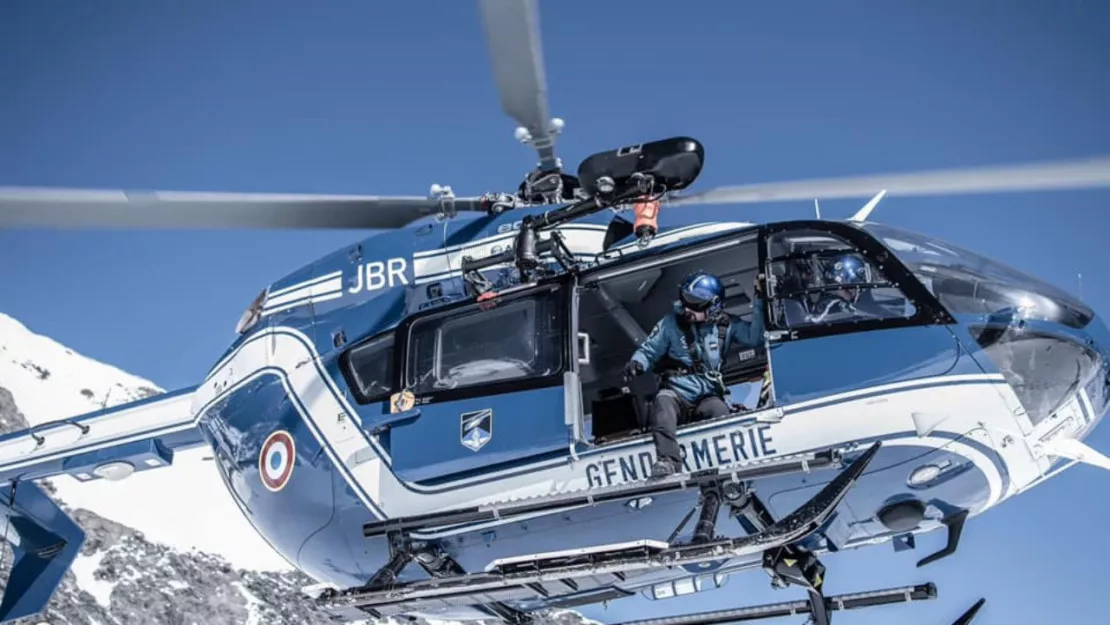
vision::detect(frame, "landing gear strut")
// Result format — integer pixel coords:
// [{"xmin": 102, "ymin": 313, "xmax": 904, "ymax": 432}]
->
[
  {"xmin": 678, "ymin": 479, "xmax": 836, "ymax": 624},
  {"xmin": 763, "ymin": 546, "xmax": 830, "ymax": 625},
  {"xmin": 359, "ymin": 532, "xmax": 532, "ymax": 625},
  {"xmin": 363, "ymin": 531, "xmax": 410, "ymax": 591},
  {"xmin": 674, "ymin": 471, "xmax": 984, "ymax": 625},
  {"xmin": 691, "ymin": 482, "xmax": 722, "ymax": 544},
  {"xmin": 323, "ymin": 443, "xmax": 983, "ymax": 625}
]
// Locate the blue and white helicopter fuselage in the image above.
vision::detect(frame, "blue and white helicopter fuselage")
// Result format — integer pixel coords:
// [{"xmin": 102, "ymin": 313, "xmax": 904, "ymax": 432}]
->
[
  {"xmin": 1, "ymin": 205, "xmax": 1107, "ymax": 624},
  {"xmin": 4, "ymin": 0, "xmax": 1110, "ymax": 618}
]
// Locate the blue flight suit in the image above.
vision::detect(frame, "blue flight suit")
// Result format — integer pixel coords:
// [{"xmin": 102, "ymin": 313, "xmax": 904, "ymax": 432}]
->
[{"xmin": 630, "ymin": 298, "xmax": 766, "ymax": 465}]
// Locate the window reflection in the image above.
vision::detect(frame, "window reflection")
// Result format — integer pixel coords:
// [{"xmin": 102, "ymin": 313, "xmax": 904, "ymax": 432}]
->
[
  {"xmin": 768, "ymin": 229, "xmax": 916, "ymax": 329},
  {"xmin": 860, "ymin": 222, "xmax": 1103, "ymax": 426},
  {"xmin": 1085, "ymin": 369, "xmax": 1110, "ymax": 425},
  {"xmin": 406, "ymin": 291, "xmax": 565, "ymax": 393},
  {"xmin": 971, "ymin": 326, "xmax": 1101, "ymax": 426},
  {"xmin": 346, "ymin": 334, "xmax": 394, "ymax": 401},
  {"xmin": 858, "ymin": 223, "xmax": 1092, "ymax": 329}
]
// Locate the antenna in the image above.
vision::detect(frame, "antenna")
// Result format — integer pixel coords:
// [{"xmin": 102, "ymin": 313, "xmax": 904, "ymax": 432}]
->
[
  {"xmin": 1078, "ymin": 272, "xmax": 1084, "ymax": 300},
  {"xmin": 814, "ymin": 199, "xmax": 821, "ymax": 219},
  {"xmin": 849, "ymin": 190, "xmax": 888, "ymax": 223}
]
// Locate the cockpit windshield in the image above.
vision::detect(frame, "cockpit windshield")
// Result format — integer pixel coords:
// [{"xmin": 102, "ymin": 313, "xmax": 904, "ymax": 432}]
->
[
  {"xmin": 858, "ymin": 223, "xmax": 1093, "ymax": 329},
  {"xmin": 858, "ymin": 223, "xmax": 1100, "ymax": 427}
]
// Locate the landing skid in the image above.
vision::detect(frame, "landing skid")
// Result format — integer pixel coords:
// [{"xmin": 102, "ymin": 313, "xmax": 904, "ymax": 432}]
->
[
  {"xmin": 320, "ymin": 441, "xmax": 985, "ymax": 625},
  {"xmin": 609, "ymin": 585, "xmax": 985, "ymax": 625},
  {"xmin": 713, "ymin": 456, "xmax": 985, "ymax": 625},
  {"xmin": 319, "ymin": 443, "xmax": 877, "ymax": 621},
  {"xmin": 612, "ymin": 583, "xmax": 938, "ymax": 624}
]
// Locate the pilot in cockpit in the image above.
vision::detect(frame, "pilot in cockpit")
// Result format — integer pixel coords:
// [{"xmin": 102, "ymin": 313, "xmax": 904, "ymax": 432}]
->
[
  {"xmin": 806, "ymin": 253, "xmax": 890, "ymax": 322},
  {"xmin": 781, "ymin": 253, "xmax": 889, "ymax": 325}
]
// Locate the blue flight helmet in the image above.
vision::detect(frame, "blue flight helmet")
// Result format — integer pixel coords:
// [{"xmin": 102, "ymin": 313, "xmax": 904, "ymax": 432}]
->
[
  {"xmin": 825, "ymin": 254, "xmax": 869, "ymax": 304},
  {"xmin": 678, "ymin": 271, "xmax": 725, "ymax": 316},
  {"xmin": 826, "ymin": 254, "xmax": 868, "ymax": 285}
]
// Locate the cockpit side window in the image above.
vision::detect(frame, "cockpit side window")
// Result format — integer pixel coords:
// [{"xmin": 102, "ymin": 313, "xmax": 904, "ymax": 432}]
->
[
  {"xmin": 235, "ymin": 288, "xmax": 268, "ymax": 335},
  {"xmin": 767, "ymin": 229, "xmax": 916, "ymax": 330},
  {"xmin": 405, "ymin": 287, "xmax": 566, "ymax": 396},
  {"xmin": 969, "ymin": 326, "xmax": 1102, "ymax": 426},
  {"xmin": 343, "ymin": 334, "xmax": 395, "ymax": 404}
]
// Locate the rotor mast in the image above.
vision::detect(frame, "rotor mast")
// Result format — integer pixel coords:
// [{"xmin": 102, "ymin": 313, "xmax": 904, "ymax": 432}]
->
[{"xmin": 477, "ymin": 0, "xmax": 576, "ymax": 204}]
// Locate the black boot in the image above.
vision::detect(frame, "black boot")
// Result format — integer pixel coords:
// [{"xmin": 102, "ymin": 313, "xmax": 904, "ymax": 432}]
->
[{"xmin": 650, "ymin": 457, "xmax": 681, "ymax": 479}]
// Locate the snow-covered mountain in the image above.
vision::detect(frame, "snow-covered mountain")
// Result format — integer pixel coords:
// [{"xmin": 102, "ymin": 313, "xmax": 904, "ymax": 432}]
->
[
  {"xmin": 0, "ymin": 312, "xmax": 596, "ymax": 625},
  {"xmin": 0, "ymin": 312, "xmax": 291, "ymax": 573}
]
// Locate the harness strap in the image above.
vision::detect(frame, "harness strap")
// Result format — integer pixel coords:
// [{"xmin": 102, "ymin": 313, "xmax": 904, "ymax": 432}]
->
[
  {"xmin": 717, "ymin": 321, "xmax": 729, "ymax": 369},
  {"xmin": 758, "ymin": 369, "xmax": 773, "ymax": 408},
  {"xmin": 673, "ymin": 315, "xmax": 731, "ymax": 395},
  {"xmin": 678, "ymin": 316, "xmax": 730, "ymax": 370}
]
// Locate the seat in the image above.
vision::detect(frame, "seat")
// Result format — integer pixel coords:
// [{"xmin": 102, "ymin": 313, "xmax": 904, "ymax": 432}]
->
[
  {"xmin": 590, "ymin": 386, "xmax": 645, "ymax": 440},
  {"xmin": 783, "ymin": 298, "xmax": 809, "ymax": 326}
]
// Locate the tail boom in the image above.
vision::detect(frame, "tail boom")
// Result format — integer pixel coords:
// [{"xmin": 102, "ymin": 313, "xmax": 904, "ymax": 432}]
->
[
  {"xmin": 0, "ymin": 386, "xmax": 208, "ymax": 624},
  {"xmin": 0, "ymin": 386, "xmax": 204, "ymax": 485}
]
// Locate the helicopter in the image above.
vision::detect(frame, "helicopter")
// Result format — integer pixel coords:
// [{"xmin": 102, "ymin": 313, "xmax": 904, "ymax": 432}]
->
[{"xmin": 3, "ymin": 2, "xmax": 1110, "ymax": 625}]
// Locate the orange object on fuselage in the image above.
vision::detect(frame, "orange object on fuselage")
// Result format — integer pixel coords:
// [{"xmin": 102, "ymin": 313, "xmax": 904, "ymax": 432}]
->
[{"xmin": 633, "ymin": 196, "xmax": 659, "ymax": 240}]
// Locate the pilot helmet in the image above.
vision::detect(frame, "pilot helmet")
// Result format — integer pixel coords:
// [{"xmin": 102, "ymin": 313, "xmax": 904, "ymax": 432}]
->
[
  {"xmin": 825, "ymin": 254, "xmax": 868, "ymax": 286},
  {"xmin": 678, "ymin": 271, "xmax": 724, "ymax": 318}
]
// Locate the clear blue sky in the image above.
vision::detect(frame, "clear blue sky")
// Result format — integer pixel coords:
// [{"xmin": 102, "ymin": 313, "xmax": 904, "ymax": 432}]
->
[{"xmin": 2, "ymin": 1, "xmax": 1109, "ymax": 623}]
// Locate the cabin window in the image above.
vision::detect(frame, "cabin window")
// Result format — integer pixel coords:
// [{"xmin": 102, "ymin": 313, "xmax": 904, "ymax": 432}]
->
[
  {"xmin": 235, "ymin": 288, "xmax": 267, "ymax": 335},
  {"xmin": 344, "ymin": 334, "xmax": 395, "ymax": 403},
  {"xmin": 767, "ymin": 229, "xmax": 916, "ymax": 330},
  {"xmin": 405, "ymin": 288, "xmax": 566, "ymax": 395}
]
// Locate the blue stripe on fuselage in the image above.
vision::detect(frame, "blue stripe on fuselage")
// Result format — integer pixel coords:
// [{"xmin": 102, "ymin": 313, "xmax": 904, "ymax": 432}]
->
[{"xmin": 204, "ymin": 326, "xmax": 1012, "ymax": 500}]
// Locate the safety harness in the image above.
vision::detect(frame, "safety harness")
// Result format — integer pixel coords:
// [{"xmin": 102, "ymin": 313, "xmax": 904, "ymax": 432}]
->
[{"xmin": 658, "ymin": 314, "xmax": 731, "ymax": 397}]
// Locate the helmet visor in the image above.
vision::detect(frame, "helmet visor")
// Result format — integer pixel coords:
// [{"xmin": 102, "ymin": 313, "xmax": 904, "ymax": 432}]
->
[{"xmin": 679, "ymin": 290, "xmax": 715, "ymax": 312}]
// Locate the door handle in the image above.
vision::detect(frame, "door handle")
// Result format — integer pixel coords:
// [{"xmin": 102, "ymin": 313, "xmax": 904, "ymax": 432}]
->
[{"xmin": 366, "ymin": 408, "xmax": 422, "ymax": 435}]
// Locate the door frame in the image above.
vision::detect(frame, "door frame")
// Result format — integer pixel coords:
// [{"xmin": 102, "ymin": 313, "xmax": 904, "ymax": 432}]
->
[
  {"xmin": 566, "ymin": 273, "xmax": 590, "ymax": 452},
  {"xmin": 756, "ymin": 220, "xmax": 960, "ymax": 410}
]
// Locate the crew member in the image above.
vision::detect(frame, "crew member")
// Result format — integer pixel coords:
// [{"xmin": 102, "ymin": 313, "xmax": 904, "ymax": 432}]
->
[
  {"xmin": 804, "ymin": 253, "xmax": 889, "ymax": 323},
  {"xmin": 625, "ymin": 271, "xmax": 766, "ymax": 478}
]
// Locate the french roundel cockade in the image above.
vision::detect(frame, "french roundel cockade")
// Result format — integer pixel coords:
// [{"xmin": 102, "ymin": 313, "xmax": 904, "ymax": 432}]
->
[{"xmin": 259, "ymin": 430, "xmax": 296, "ymax": 492}]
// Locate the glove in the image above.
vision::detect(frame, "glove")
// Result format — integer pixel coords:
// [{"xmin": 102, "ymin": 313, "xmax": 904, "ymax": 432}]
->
[
  {"xmin": 624, "ymin": 360, "xmax": 645, "ymax": 379},
  {"xmin": 753, "ymin": 273, "xmax": 766, "ymax": 298}
]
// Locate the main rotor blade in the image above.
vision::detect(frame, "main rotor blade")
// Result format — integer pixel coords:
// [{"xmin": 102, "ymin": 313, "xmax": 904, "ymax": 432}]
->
[
  {"xmin": 667, "ymin": 156, "xmax": 1110, "ymax": 207},
  {"xmin": 0, "ymin": 187, "xmax": 488, "ymax": 229},
  {"xmin": 477, "ymin": 0, "xmax": 559, "ymax": 171}
]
